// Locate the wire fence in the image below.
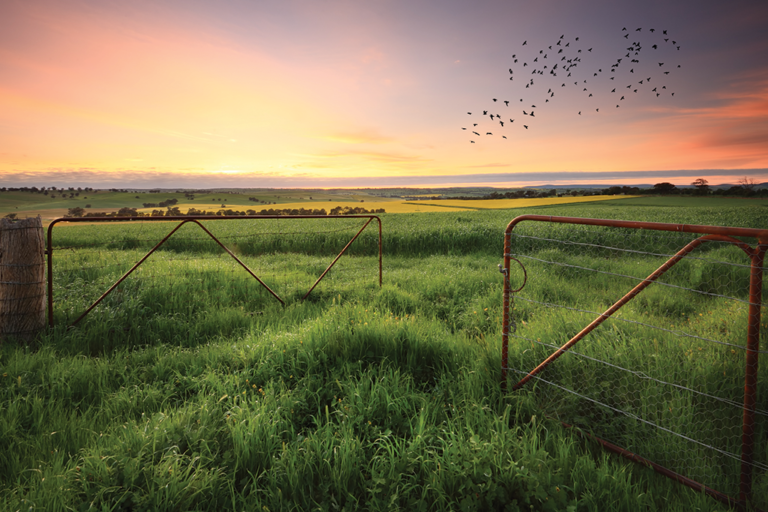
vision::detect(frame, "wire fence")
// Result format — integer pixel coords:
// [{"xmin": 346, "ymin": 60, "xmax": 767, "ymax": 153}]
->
[
  {"xmin": 501, "ymin": 215, "xmax": 767, "ymax": 510},
  {"xmin": 46, "ymin": 216, "xmax": 382, "ymax": 327}
]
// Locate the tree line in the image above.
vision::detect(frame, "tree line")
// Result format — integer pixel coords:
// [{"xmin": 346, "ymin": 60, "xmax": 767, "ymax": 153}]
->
[{"xmin": 63, "ymin": 206, "xmax": 386, "ymax": 218}]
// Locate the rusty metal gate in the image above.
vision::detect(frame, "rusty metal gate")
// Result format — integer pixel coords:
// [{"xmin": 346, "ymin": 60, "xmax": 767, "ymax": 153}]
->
[
  {"xmin": 47, "ymin": 215, "xmax": 382, "ymax": 327},
  {"xmin": 500, "ymin": 215, "xmax": 766, "ymax": 510}
]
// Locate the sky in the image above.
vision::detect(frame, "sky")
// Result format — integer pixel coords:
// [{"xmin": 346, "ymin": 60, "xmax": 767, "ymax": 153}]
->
[{"xmin": 1, "ymin": 0, "xmax": 767, "ymax": 189}]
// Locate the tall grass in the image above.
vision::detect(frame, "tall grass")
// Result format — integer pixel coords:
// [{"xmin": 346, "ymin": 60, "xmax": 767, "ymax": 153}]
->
[{"xmin": 1, "ymin": 202, "xmax": 766, "ymax": 511}]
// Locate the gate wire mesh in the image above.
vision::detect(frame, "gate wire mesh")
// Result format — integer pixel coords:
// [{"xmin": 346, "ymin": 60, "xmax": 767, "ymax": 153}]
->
[
  {"xmin": 502, "ymin": 216, "xmax": 767, "ymax": 509},
  {"xmin": 47, "ymin": 216, "xmax": 381, "ymax": 327}
]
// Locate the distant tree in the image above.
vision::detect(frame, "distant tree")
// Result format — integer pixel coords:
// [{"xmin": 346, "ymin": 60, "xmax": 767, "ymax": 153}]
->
[
  {"xmin": 738, "ymin": 176, "xmax": 757, "ymax": 192},
  {"xmin": 4, "ymin": 213, "xmax": 17, "ymax": 220},
  {"xmin": 116, "ymin": 207, "xmax": 139, "ymax": 217},
  {"xmin": 691, "ymin": 178, "xmax": 709, "ymax": 195},
  {"xmin": 66, "ymin": 207, "xmax": 85, "ymax": 217},
  {"xmin": 652, "ymin": 182, "xmax": 678, "ymax": 194}
]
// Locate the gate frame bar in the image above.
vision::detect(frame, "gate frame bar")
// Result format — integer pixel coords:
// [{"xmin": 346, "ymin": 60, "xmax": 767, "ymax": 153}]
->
[
  {"xmin": 47, "ymin": 214, "xmax": 382, "ymax": 327},
  {"xmin": 502, "ymin": 215, "xmax": 767, "ymax": 509}
]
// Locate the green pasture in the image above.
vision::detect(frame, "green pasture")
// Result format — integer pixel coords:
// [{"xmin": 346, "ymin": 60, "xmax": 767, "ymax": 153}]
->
[
  {"xmin": 582, "ymin": 196, "xmax": 768, "ymax": 208},
  {"xmin": 0, "ymin": 189, "xmax": 392, "ymax": 221},
  {"xmin": 1, "ymin": 201, "xmax": 766, "ymax": 511}
]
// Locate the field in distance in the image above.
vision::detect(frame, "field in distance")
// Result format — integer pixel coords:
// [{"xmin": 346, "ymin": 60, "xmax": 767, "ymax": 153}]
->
[{"xmin": 1, "ymin": 188, "xmax": 639, "ymax": 220}]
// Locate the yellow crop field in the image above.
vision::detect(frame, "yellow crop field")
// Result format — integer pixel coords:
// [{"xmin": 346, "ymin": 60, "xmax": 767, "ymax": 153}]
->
[{"xmin": 136, "ymin": 195, "xmax": 631, "ymax": 215}]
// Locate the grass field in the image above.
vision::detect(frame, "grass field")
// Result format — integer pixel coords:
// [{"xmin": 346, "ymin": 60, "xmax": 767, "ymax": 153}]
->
[{"xmin": 1, "ymin": 198, "xmax": 766, "ymax": 511}]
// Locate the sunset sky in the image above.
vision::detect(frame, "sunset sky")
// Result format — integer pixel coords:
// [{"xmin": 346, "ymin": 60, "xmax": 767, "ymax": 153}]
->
[{"xmin": 1, "ymin": 0, "xmax": 767, "ymax": 189}]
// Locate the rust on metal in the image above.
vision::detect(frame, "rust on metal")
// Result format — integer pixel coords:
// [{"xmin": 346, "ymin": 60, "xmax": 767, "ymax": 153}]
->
[
  {"xmin": 66, "ymin": 219, "xmax": 284, "ymax": 326},
  {"xmin": 47, "ymin": 215, "xmax": 383, "ymax": 327},
  {"xmin": 302, "ymin": 216, "xmax": 374, "ymax": 300},
  {"xmin": 557, "ymin": 419, "xmax": 743, "ymax": 510},
  {"xmin": 510, "ymin": 233, "xmax": 745, "ymax": 392},
  {"xmin": 740, "ymin": 238, "xmax": 766, "ymax": 505},
  {"xmin": 502, "ymin": 215, "xmax": 766, "ymax": 509}
]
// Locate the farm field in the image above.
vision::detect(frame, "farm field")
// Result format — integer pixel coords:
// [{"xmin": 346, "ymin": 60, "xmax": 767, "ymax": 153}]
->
[
  {"xmin": 0, "ymin": 189, "xmax": 396, "ymax": 222},
  {"xmin": 2, "ymin": 188, "xmax": 636, "ymax": 220},
  {"xmin": 1, "ymin": 200, "xmax": 766, "ymax": 511},
  {"xmin": 136, "ymin": 195, "xmax": 627, "ymax": 215}
]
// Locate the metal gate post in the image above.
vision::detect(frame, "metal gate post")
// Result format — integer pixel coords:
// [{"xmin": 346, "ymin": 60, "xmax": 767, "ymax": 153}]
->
[{"xmin": 740, "ymin": 239, "xmax": 766, "ymax": 505}]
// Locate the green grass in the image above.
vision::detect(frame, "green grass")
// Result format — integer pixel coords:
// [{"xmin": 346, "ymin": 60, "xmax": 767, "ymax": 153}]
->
[
  {"xmin": 581, "ymin": 196, "xmax": 768, "ymax": 208},
  {"xmin": 1, "ymin": 201, "xmax": 767, "ymax": 511}
]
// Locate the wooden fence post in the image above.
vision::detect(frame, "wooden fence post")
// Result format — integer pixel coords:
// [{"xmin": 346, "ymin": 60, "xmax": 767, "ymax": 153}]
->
[{"xmin": 0, "ymin": 216, "xmax": 45, "ymax": 341}]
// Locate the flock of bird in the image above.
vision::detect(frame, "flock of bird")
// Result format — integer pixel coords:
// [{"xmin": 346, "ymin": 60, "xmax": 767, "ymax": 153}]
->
[{"xmin": 463, "ymin": 27, "xmax": 683, "ymax": 142}]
